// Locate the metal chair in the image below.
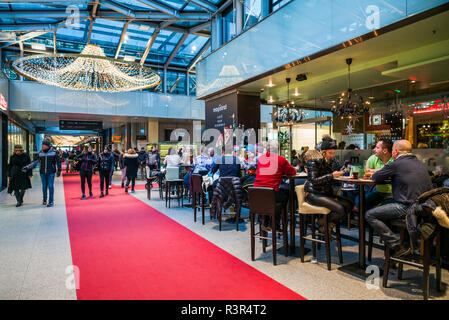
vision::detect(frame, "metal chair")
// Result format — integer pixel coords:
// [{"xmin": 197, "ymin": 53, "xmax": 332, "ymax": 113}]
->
[
  {"xmin": 192, "ymin": 174, "xmax": 206, "ymax": 224},
  {"xmin": 164, "ymin": 167, "xmax": 184, "ymax": 208}
]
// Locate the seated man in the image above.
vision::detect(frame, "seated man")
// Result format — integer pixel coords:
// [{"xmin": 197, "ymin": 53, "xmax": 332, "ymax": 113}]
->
[
  {"xmin": 364, "ymin": 139, "xmax": 394, "ymax": 209},
  {"xmin": 366, "ymin": 140, "xmax": 433, "ymax": 258},
  {"xmin": 253, "ymin": 141, "xmax": 296, "ymax": 227},
  {"xmin": 432, "ymin": 165, "xmax": 449, "ymax": 188},
  {"xmin": 211, "ymin": 146, "xmax": 242, "ymax": 184}
]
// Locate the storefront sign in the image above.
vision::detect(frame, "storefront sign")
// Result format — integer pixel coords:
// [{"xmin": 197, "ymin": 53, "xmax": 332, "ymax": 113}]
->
[
  {"xmin": 136, "ymin": 135, "xmax": 147, "ymax": 141},
  {"xmin": 112, "ymin": 135, "xmax": 122, "ymax": 143},
  {"xmin": 0, "ymin": 93, "xmax": 7, "ymax": 111},
  {"xmin": 205, "ymin": 93, "xmax": 238, "ymax": 133}
]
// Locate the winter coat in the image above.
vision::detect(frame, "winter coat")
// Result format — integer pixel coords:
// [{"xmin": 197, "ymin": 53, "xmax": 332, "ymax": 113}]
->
[
  {"xmin": 26, "ymin": 148, "xmax": 62, "ymax": 175},
  {"xmin": 124, "ymin": 153, "xmax": 139, "ymax": 178},
  {"xmin": 76, "ymin": 153, "xmax": 97, "ymax": 172},
  {"xmin": 98, "ymin": 153, "xmax": 114, "ymax": 173},
  {"xmin": 210, "ymin": 177, "xmax": 243, "ymax": 219},
  {"xmin": 7, "ymin": 153, "xmax": 32, "ymax": 191},
  {"xmin": 305, "ymin": 158, "xmax": 337, "ymax": 195},
  {"xmin": 137, "ymin": 150, "xmax": 147, "ymax": 164},
  {"xmin": 406, "ymin": 187, "xmax": 449, "ymax": 250},
  {"xmin": 119, "ymin": 154, "xmax": 125, "ymax": 170}
]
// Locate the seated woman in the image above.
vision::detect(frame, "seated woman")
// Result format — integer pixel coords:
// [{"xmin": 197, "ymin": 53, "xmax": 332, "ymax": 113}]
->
[
  {"xmin": 164, "ymin": 147, "xmax": 183, "ymax": 168},
  {"xmin": 305, "ymin": 138, "xmax": 353, "ymax": 233}
]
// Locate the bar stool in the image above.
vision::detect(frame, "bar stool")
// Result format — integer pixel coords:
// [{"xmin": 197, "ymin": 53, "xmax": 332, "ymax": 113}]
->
[
  {"xmin": 295, "ymin": 185, "xmax": 343, "ymax": 270},
  {"xmin": 382, "ymin": 220, "xmax": 442, "ymax": 300},
  {"xmin": 216, "ymin": 177, "xmax": 243, "ymax": 231},
  {"xmin": 191, "ymin": 174, "xmax": 206, "ymax": 224},
  {"xmin": 165, "ymin": 167, "xmax": 184, "ymax": 208},
  {"xmin": 248, "ymin": 187, "xmax": 288, "ymax": 266}
]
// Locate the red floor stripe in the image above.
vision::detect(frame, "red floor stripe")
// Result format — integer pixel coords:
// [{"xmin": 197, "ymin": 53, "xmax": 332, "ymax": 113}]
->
[{"xmin": 62, "ymin": 173, "xmax": 305, "ymax": 300}]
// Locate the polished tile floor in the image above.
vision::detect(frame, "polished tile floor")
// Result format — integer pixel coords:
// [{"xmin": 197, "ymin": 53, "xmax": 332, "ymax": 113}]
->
[{"xmin": 1, "ymin": 171, "xmax": 448, "ymax": 300}]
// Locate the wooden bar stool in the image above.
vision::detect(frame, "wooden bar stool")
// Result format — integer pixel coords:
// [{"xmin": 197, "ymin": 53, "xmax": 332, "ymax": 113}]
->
[
  {"xmin": 191, "ymin": 174, "xmax": 206, "ymax": 224},
  {"xmin": 295, "ymin": 185, "xmax": 343, "ymax": 270},
  {"xmin": 382, "ymin": 220, "xmax": 442, "ymax": 300},
  {"xmin": 248, "ymin": 187, "xmax": 288, "ymax": 266},
  {"xmin": 164, "ymin": 167, "xmax": 184, "ymax": 208}
]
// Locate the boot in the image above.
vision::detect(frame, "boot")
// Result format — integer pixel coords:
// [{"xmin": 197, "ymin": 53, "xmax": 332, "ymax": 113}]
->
[
  {"xmin": 100, "ymin": 192, "xmax": 104, "ymax": 198},
  {"xmin": 125, "ymin": 185, "xmax": 128, "ymax": 193},
  {"xmin": 89, "ymin": 191, "xmax": 93, "ymax": 197},
  {"xmin": 105, "ymin": 189, "xmax": 109, "ymax": 196},
  {"xmin": 121, "ymin": 183, "xmax": 124, "ymax": 188},
  {"xmin": 81, "ymin": 194, "xmax": 86, "ymax": 200}
]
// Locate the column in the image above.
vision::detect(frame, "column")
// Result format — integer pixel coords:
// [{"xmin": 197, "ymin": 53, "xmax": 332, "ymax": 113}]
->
[
  {"xmin": 234, "ymin": 0, "xmax": 243, "ymax": 35},
  {"xmin": 147, "ymin": 119, "xmax": 159, "ymax": 144}
]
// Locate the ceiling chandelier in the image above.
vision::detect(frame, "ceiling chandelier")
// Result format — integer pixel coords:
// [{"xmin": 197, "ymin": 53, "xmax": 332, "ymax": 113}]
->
[
  {"xmin": 273, "ymin": 77, "xmax": 305, "ymax": 124},
  {"xmin": 12, "ymin": 44, "xmax": 161, "ymax": 92},
  {"xmin": 331, "ymin": 58, "xmax": 370, "ymax": 118}
]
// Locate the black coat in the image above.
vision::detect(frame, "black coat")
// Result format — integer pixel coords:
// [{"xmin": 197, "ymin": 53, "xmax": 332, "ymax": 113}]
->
[
  {"xmin": 8, "ymin": 153, "xmax": 32, "ymax": 191},
  {"xmin": 210, "ymin": 177, "xmax": 243, "ymax": 219},
  {"xmin": 124, "ymin": 153, "xmax": 139, "ymax": 178},
  {"xmin": 76, "ymin": 153, "xmax": 97, "ymax": 172},
  {"xmin": 305, "ymin": 158, "xmax": 336, "ymax": 195},
  {"xmin": 98, "ymin": 153, "xmax": 114, "ymax": 173},
  {"xmin": 27, "ymin": 148, "xmax": 61, "ymax": 175}
]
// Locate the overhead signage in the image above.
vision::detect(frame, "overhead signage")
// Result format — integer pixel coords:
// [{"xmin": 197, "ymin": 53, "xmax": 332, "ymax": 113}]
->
[
  {"xmin": 136, "ymin": 135, "xmax": 147, "ymax": 141},
  {"xmin": 59, "ymin": 120, "xmax": 103, "ymax": 131},
  {"xmin": 112, "ymin": 135, "xmax": 122, "ymax": 143},
  {"xmin": 0, "ymin": 93, "xmax": 7, "ymax": 111}
]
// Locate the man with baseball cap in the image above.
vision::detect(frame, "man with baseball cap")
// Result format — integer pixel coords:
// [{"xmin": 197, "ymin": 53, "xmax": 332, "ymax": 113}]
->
[{"xmin": 23, "ymin": 139, "xmax": 61, "ymax": 207}]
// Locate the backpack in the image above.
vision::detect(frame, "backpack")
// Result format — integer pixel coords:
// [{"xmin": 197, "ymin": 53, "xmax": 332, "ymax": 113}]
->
[{"xmin": 147, "ymin": 152, "xmax": 158, "ymax": 166}]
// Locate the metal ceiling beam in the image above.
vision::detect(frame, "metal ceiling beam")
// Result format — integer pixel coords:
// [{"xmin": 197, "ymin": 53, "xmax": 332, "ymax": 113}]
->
[
  {"xmin": 53, "ymin": 30, "xmax": 56, "ymax": 53},
  {"xmin": 134, "ymin": 0, "xmax": 181, "ymax": 19},
  {"xmin": 0, "ymin": 11, "xmax": 91, "ymax": 19},
  {"xmin": 212, "ymin": 0, "xmax": 232, "ymax": 16},
  {"xmin": 0, "ymin": 10, "xmax": 210, "ymax": 20},
  {"xmin": 114, "ymin": 20, "xmax": 131, "ymax": 59},
  {"xmin": 186, "ymin": 0, "xmax": 217, "ymax": 13},
  {"xmin": 100, "ymin": 0, "xmax": 135, "ymax": 18},
  {"xmin": 86, "ymin": 17, "xmax": 95, "ymax": 43},
  {"xmin": 187, "ymin": 38, "xmax": 210, "ymax": 71},
  {"xmin": 189, "ymin": 20, "xmax": 210, "ymax": 33},
  {"xmin": 140, "ymin": 27, "xmax": 160, "ymax": 66},
  {"xmin": 92, "ymin": 0, "xmax": 100, "ymax": 18},
  {"xmin": 164, "ymin": 32, "xmax": 188, "ymax": 67}
]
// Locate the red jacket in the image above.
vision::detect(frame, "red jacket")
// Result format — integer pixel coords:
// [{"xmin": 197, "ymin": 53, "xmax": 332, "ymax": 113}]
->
[{"xmin": 253, "ymin": 153, "xmax": 296, "ymax": 191}]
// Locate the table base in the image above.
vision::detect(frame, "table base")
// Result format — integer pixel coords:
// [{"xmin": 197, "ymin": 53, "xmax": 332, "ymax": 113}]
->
[{"xmin": 338, "ymin": 262, "xmax": 384, "ymax": 279}]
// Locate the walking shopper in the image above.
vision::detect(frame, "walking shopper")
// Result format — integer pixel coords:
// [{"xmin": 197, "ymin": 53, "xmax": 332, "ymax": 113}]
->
[
  {"xmin": 98, "ymin": 146, "xmax": 115, "ymax": 198},
  {"xmin": 23, "ymin": 139, "xmax": 61, "ymax": 207},
  {"xmin": 124, "ymin": 148, "xmax": 139, "ymax": 193},
  {"xmin": 137, "ymin": 147, "xmax": 148, "ymax": 180},
  {"xmin": 77, "ymin": 146, "xmax": 97, "ymax": 200},
  {"xmin": 8, "ymin": 145, "xmax": 32, "ymax": 207},
  {"xmin": 119, "ymin": 149, "xmax": 126, "ymax": 188}
]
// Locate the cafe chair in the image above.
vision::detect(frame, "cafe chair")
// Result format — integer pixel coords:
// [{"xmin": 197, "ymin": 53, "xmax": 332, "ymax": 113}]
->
[
  {"xmin": 164, "ymin": 167, "xmax": 184, "ymax": 208},
  {"xmin": 248, "ymin": 187, "xmax": 288, "ymax": 266},
  {"xmin": 192, "ymin": 174, "xmax": 206, "ymax": 225},
  {"xmin": 382, "ymin": 220, "xmax": 442, "ymax": 300},
  {"xmin": 295, "ymin": 185, "xmax": 343, "ymax": 270}
]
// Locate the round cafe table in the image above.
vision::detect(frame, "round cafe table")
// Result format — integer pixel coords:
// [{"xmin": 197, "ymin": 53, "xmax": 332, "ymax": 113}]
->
[{"xmin": 334, "ymin": 176, "xmax": 378, "ymax": 276}]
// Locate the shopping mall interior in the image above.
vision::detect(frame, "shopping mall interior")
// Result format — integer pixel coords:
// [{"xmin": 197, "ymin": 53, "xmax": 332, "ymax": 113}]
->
[{"xmin": 1, "ymin": 0, "xmax": 449, "ymax": 303}]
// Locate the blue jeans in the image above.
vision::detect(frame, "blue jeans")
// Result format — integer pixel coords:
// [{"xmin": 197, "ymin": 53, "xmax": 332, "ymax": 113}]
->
[
  {"xmin": 40, "ymin": 173, "xmax": 55, "ymax": 203},
  {"xmin": 365, "ymin": 202, "xmax": 408, "ymax": 248}
]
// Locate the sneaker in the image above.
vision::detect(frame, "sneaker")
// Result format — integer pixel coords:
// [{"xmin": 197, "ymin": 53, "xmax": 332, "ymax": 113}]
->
[
  {"xmin": 47, "ymin": 202, "xmax": 53, "ymax": 207},
  {"xmin": 100, "ymin": 192, "xmax": 104, "ymax": 198},
  {"xmin": 43, "ymin": 200, "xmax": 47, "ymax": 206},
  {"xmin": 16, "ymin": 202, "xmax": 22, "ymax": 207},
  {"xmin": 81, "ymin": 194, "xmax": 86, "ymax": 200},
  {"xmin": 391, "ymin": 245, "xmax": 412, "ymax": 259},
  {"xmin": 131, "ymin": 189, "xmax": 135, "ymax": 193},
  {"xmin": 121, "ymin": 183, "xmax": 124, "ymax": 188},
  {"xmin": 105, "ymin": 190, "xmax": 108, "ymax": 196}
]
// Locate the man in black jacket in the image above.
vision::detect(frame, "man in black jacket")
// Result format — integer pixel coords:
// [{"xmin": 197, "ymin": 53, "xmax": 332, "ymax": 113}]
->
[
  {"xmin": 98, "ymin": 146, "xmax": 115, "ymax": 198},
  {"xmin": 366, "ymin": 140, "xmax": 433, "ymax": 258},
  {"xmin": 24, "ymin": 139, "xmax": 61, "ymax": 207}
]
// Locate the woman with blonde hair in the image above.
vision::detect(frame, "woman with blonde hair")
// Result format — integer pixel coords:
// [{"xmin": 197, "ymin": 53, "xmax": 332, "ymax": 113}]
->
[{"xmin": 123, "ymin": 148, "xmax": 139, "ymax": 193}]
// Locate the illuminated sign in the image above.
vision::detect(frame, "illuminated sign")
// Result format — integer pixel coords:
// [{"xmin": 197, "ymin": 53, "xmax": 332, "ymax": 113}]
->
[
  {"xmin": 0, "ymin": 93, "xmax": 7, "ymax": 111},
  {"xmin": 412, "ymin": 100, "xmax": 446, "ymax": 114}
]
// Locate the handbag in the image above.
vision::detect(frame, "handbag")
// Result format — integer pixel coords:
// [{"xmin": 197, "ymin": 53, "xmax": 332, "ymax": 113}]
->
[{"xmin": 202, "ymin": 175, "xmax": 213, "ymax": 194}]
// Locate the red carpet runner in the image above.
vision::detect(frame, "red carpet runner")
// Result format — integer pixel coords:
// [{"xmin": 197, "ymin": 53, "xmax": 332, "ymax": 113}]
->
[{"xmin": 63, "ymin": 173, "xmax": 305, "ymax": 300}]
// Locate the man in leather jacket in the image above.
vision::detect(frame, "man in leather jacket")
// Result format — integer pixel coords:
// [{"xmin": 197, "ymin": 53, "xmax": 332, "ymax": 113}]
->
[
  {"xmin": 23, "ymin": 139, "xmax": 61, "ymax": 207},
  {"xmin": 305, "ymin": 138, "xmax": 352, "ymax": 233}
]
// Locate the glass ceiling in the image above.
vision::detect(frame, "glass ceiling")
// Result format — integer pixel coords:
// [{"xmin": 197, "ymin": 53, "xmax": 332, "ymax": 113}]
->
[{"xmin": 0, "ymin": 0, "xmax": 216, "ymax": 69}]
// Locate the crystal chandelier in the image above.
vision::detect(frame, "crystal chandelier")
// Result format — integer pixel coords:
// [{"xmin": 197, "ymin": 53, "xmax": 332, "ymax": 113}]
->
[
  {"xmin": 272, "ymin": 78, "xmax": 305, "ymax": 124},
  {"xmin": 331, "ymin": 58, "xmax": 370, "ymax": 118},
  {"xmin": 12, "ymin": 44, "xmax": 161, "ymax": 92}
]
